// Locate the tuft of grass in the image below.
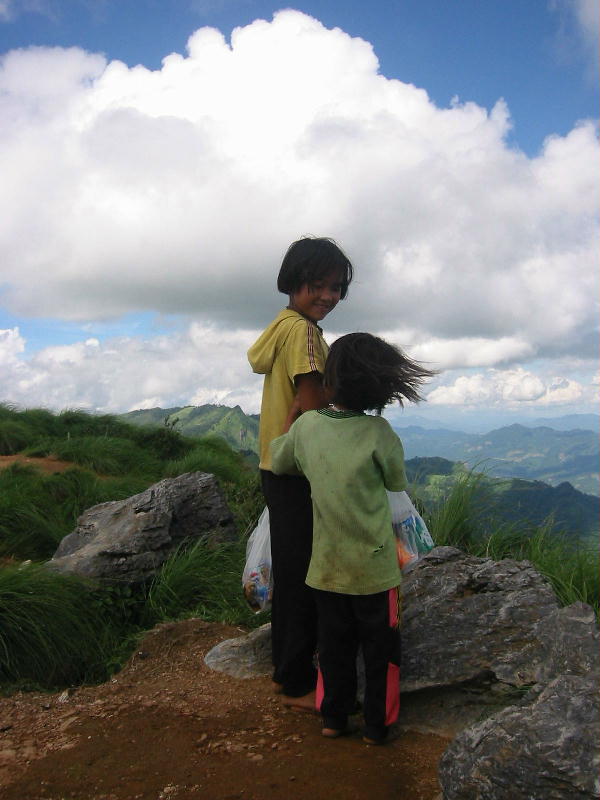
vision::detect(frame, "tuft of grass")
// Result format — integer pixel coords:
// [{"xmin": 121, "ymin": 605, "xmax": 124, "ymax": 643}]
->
[
  {"xmin": 0, "ymin": 563, "xmax": 121, "ymax": 687},
  {"xmin": 146, "ymin": 537, "xmax": 262, "ymax": 628},
  {"xmin": 422, "ymin": 469, "xmax": 490, "ymax": 550}
]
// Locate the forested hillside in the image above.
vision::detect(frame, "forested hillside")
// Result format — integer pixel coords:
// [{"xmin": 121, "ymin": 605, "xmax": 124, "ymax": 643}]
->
[
  {"xmin": 406, "ymin": 457, "xmax": 599, "ymax": 541},
  {"xmin": 396, "ymin": 423, "xmax": 598, "ymax": 495}
]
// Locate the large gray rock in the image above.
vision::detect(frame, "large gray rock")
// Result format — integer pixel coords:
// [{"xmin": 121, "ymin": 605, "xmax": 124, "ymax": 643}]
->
[
  {"xmin": 204, "ymin": 547, "xmax": 562, "ymax": 690},
  {"xmin": 48, "ymin": 471, "xmax": 236, "ymax": 584},
  {"xmin": 400, "ymin": 547, "xmax": 560, "ymax": 690},
  {"xmin": 439, "ymin": 673, "xmax": 600, "ymax": 800}
]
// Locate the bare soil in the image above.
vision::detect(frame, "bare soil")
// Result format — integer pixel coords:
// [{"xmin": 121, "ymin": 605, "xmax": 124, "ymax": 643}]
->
[
  {"xmin": 0, "ymin": 455, "xmax": 78, "ymax": 474},
  {"xmin": 0, "ymin": 619, "xmax": 449, "ymax": 800}
]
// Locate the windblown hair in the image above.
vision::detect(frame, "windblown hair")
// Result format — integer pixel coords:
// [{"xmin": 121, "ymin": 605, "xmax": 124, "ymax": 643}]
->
[
  {"xmin": 277, "ymin": 236, "xmax": 353, "ymax": 299},
  {"xmin": 324, "ymin": 332, "xmax": 436, "ymax": 414}
]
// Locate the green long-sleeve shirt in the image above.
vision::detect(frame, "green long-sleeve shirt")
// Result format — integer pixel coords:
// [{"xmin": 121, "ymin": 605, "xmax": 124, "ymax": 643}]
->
[{"xmin": 270, "ymin": 408, "xmax": 406, "ymax": 595}]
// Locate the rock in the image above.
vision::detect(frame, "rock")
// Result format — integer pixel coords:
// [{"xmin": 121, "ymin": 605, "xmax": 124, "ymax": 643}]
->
[
  {"xmin": 400, "ymin": 547, "xmax": 559, "ymax": 691},
  {"xmin": 438, "ymin": 673, "xmax": 600, "ymax": 800},
  {"xmin": 204, "ymin": 624, "xmax": 272, "ymax": 679},
  {"xmin": 494, "ymin": 601, "xmax": 600, "ymax": 686},
  {"xmin": 48, "ymin": 472, "xmax": 236, "ymax": 584}
]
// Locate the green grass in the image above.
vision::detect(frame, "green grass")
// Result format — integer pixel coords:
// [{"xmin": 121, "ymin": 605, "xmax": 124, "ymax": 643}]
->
[
  {"xmin": 25, "ymin": 435, "xmax": 163, "ymax": 477},
  {"xmin": 0, "ymin": 563, "xmax": 124, "ymax": 687},
  {"xmin": 164, "ymin": 435, "xmax": 250, "ymax": 485},
  {"xmin": 0, "ymin": 420, "xmax": 35, "ymax": 455},
  {"xmin": 0, "ymin": 406, "xmax": 264, "ymax": 690},
  {"xmin": 146, "ymin": 537, "xmax": 262, "ymax": 627}
]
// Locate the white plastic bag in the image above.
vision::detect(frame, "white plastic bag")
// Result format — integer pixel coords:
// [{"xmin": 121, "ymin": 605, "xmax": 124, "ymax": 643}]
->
[
  {"xmin": 242, "ymin": 507, "xmax": 273, "ymax": 613},
  {"xmin": 387, "ymin": 490, "xmax": 435, "ymax": 571}
]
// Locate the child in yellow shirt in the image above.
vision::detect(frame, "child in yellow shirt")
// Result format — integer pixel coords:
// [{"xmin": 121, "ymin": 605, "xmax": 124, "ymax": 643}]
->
[{"xmin": 247, "ymin": 237, "xmax": 354, "ymax": 709}]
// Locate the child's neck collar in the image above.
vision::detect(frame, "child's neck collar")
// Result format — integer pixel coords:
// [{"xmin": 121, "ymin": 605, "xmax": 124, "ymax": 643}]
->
[{"xmin": 286, "ymin": 305, "xmax": 323, "ymax": 331}]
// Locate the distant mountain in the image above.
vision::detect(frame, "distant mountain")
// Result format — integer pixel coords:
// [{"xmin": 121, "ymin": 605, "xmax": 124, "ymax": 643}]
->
[
  {"xmin": 529, "ymin": 414, "xmax": 599, "ymax": 433},
  {"xmin": 395, "ymin": 423, "xmax": 599, "ymax": 496},
  {"xmin": 121, "ymin": 404, "xmax": 598, "ymax": 498},
  {"xmin": 387, "ymin": 414, "xmax": 466, "ymax": 431},
  {"xmin": 405, "ymin": 457, "xmax": 599, "ymax": 540},
  {"xmin": 120, "ymin": 404, "xmax": 259, "ymax": 458}
]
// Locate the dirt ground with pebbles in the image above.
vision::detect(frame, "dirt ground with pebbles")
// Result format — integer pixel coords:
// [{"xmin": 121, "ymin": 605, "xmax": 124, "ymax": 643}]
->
[{"xmin": 0, "ymin": 619, "xmax": 450, "ymax": 800}]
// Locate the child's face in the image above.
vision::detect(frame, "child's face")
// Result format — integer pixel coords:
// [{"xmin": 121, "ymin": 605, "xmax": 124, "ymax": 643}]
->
[{"xmin": 289, "ymin": 271, "xmax": 343, "ymax": 323}]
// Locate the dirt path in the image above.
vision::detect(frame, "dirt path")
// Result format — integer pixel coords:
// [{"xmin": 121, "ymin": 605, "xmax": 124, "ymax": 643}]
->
[{"xmin": 0, "ymin": 619, "xmax": 449, "ymax": 800}]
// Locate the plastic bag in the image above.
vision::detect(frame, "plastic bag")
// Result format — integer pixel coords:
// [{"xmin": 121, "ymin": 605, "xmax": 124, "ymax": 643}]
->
[
  {"xmin": 387, "ymin": 490, "xmax": 435, "ymax": 571},
  {"xmin": 242, "ymin": 507, "xmax": 273, "ymax": 613}
]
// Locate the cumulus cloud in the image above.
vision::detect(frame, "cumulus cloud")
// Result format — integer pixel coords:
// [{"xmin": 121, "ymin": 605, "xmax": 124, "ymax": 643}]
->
[
  {"xmin": 427, "ymin": 366, "xmax": 587, "ymax": 408},
  {"xmin": 0, "ymin": 10, "xmax": 598, "ymax": 415},
  {"xmin": 0, "ymin": 324, "xmax": 264, "ymax": 413},
  {"xmin": 0, "ymin": 10, "xmax": 597, "ymax": 370}
]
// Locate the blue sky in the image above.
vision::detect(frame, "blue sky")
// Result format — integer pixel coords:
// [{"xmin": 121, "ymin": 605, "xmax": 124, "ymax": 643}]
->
[{"xmin": 0, "ymin": 0, "xmax": 598, "ymax": 425}]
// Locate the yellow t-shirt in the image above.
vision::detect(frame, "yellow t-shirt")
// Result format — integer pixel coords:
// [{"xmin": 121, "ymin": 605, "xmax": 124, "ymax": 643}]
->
[{"xmin": 247, "ymin": 309, "xmax": 329, "ymax": 470}]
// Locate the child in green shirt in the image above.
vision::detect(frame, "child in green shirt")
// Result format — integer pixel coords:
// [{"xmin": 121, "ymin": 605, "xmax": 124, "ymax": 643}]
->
[{"xmin": 271, "ymin": 332, "xmax": 434, "ymax": 744}]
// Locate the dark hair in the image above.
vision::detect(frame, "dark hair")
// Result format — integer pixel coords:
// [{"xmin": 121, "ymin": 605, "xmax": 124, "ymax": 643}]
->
[
  {"xmin": 277, "ymin": 236, "xmax": 353, "ymax": 299},
  {"xmin": 324, "ymin": 332, "xmax": 437, "ymax": 413}
]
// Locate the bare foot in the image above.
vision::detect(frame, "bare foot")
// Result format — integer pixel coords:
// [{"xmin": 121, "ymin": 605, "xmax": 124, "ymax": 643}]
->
[
  {"xmin": 281, "ymin": 690, "xmax": 317, "ymax": 713},
  {"xmin": 272, "ymin": 681, "xmax": 284, "ymax": 695},
  {"xmin": 322, "ymin": 727, "xmax": 343, "ymax": 739}
]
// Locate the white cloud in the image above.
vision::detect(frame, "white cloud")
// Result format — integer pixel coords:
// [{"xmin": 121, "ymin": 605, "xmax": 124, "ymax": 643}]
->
[
  {"xmin": 0, "ymin": 326, "xmax": 25, "ymax": 364},
  {"xmin": 0, "ymin": 10, "xmax": 597, "ymax": 416},
  {"xmin": 427, "ymin": 367, "xmax": 587, "ymax": 408},
  {"xmin": 0, "ymin": 10, "xmax": 596, "ymax": 369},
  {"xmin": 0, "ymin": 324, "xmax": 264, "ymax": 413}
]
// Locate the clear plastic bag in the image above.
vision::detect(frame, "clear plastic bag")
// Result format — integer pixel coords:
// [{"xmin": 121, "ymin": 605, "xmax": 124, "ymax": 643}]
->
[
  {"xmin": 242, "ymin": 507, "xmax": 273, "ymax": 613},
  {"xmin": 387, "ymin": 491, "xmax": 435, "ymax": 571}
]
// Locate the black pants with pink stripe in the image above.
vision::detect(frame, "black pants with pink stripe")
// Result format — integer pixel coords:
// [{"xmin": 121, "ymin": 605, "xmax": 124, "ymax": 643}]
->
[{"xmin": 313, "ymin": 588, "xmax": 401, "ymax": 742}]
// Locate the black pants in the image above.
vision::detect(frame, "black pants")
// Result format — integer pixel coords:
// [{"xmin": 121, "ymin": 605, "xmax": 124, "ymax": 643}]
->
[
  {"xmin": 260, "ymin": 469, "xmax": 317, "ymax": 697},
  {"xmin": 314, "ymin": 588, "xmax": 401, "ymax": 741}
]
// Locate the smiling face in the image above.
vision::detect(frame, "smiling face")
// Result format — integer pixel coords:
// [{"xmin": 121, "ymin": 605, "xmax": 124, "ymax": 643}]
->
[{"xmin": 288, "ymin": 271, "xmax": 343, "ymax": 323}]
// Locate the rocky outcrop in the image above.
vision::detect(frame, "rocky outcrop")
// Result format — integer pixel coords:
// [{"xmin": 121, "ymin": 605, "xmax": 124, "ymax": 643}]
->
[
  {"xmin": 437, "ymin": 601, "xmax": 600, "ymax": 799},
  {"xmin": 439, "ymin": 673, "xmax": 599, "ymax": 799},
  {"xmin": 48, "ymin": 472, "xmax": 236, "ymax": 584}
]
